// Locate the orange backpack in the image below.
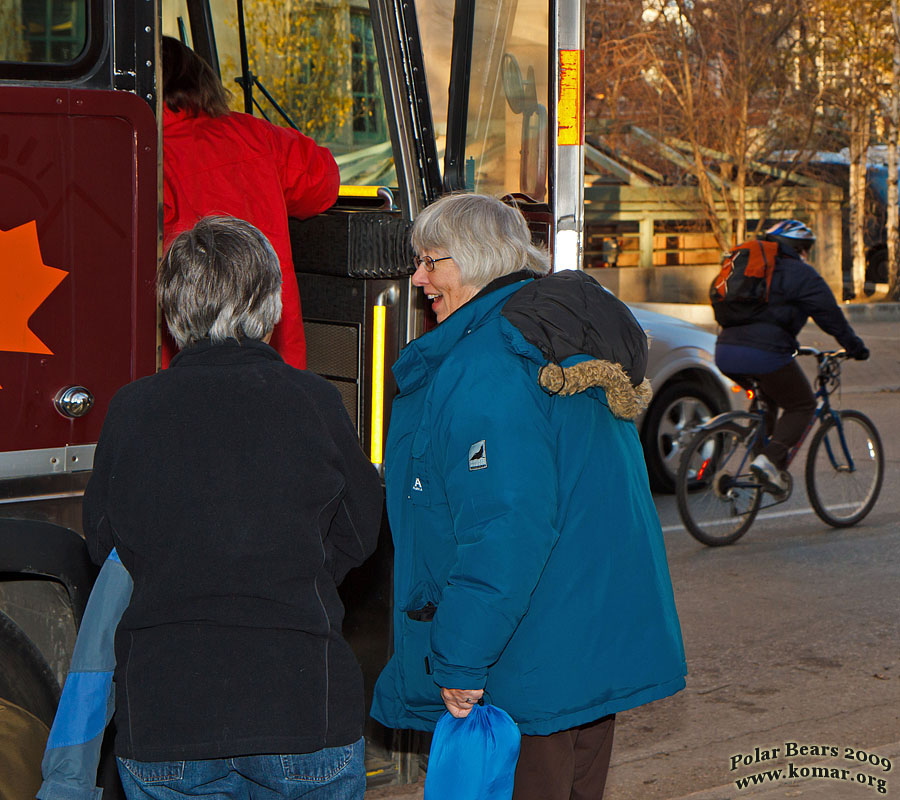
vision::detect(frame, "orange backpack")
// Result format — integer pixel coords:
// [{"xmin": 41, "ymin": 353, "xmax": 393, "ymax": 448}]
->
[{"xmin": 709, "ymin": 240, "xmax": 779, "ymax": 327}]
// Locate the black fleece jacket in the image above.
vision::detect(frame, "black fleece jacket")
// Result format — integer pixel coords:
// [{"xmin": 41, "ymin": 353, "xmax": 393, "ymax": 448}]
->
[
  {"xmin": 717, "ymin": 243, "xmax": 865, "ymax": 356},
  {"xmin": 83, "ymin": 339, "xmax": 383, "ymax": 761}
]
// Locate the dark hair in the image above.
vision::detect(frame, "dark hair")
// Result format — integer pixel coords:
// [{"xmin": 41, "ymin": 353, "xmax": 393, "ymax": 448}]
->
[{"xmin": 162, "ymin": 36, "xmax": 231, "ymax": 117}]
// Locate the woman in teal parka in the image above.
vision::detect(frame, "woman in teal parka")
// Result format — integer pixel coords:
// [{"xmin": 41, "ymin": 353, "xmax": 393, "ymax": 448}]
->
[{"xmin": 371, "ymin": 194, "xmax": 686, "ymax": 800}]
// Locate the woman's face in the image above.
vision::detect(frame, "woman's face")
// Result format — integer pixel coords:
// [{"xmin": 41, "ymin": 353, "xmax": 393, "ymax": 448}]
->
[{"xmin": 412, "ymin": 250, "xmax": 480, "ymax": 323}]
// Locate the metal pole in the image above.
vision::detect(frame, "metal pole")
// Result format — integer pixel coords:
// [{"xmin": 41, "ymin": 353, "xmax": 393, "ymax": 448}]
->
[{"xmin": 236, "ymin": 0, "xmax": 253, "ymax": 114}]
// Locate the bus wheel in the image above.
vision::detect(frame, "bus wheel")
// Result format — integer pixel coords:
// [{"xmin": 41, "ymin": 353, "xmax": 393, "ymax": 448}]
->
[
  {"xmin": 0, "ymin": 610, "xmax": 60, "ymax": 797},
  {"xmin": 0, "ymin": 609, "xmax": 59, "ymax": 728}
]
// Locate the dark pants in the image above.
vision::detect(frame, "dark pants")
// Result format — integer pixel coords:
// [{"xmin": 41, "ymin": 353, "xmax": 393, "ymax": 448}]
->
[
  {"xmin": 729, "ymin": 359, "xmax": 816, "ymax": 469},
  {"xmin": 512, "ymin": 715, "xmax": 615, "ymax": 800}
]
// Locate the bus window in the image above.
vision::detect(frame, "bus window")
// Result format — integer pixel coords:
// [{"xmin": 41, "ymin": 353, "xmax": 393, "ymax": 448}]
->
[
  {"xmin": 418, "ymin": 0, "xmax": 549, "ymax": 199},
  {"xmin": 0, "ymin": 0, "xmax": 88, "ymax": 63},
  {"xmin": 162, "ymin": 0, "xmax": 395, "ymax": 190}
]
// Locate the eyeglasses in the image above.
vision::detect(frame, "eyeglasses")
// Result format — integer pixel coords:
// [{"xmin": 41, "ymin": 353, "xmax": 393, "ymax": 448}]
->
[{"xmin": 413, "ymin": 255, "xmax": 453, "ymax": 272}]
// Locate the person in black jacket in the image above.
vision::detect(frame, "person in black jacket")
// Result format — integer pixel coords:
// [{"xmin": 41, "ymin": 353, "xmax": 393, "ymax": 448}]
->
[
  {"xmin": 83, "ymin": 216, "xmax": 383, "ymax": 800},
  {"xmin": 715, "ymin": 219, "xmax": 869, "ymax": 494}
]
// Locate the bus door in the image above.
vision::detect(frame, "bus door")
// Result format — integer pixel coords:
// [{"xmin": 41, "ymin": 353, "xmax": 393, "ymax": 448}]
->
[{"xmin": 0, "ymin": 1, "xmax": 158, "ymax": 525}]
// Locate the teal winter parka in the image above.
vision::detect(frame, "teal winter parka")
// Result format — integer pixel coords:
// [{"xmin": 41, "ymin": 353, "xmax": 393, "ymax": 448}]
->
[{"xmin": 370, "ymin": 271, "xmax": 686, "ymax": 736}]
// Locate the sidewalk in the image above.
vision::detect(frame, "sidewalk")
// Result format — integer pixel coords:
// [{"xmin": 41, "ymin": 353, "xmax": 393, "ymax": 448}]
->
[
  {"xmin": 364, "ymin": 742, "xmax": 900, "ymax": 799},
  {"xmin": 670, "ymin": 740, "xmax": 900, "ymax": 800},
  {"xmin": 631, "ymin": 301, "xmax": 900, "ymax": 327}
]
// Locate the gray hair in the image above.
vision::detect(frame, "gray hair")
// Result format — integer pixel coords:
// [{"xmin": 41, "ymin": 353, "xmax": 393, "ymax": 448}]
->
[
  {"xmin": 158, "ymin": 216, "xmax": 283, "ymax": 349},
  {"xmin": 410, "ymin": 193, "xmax": 550, "ymax": 288}
]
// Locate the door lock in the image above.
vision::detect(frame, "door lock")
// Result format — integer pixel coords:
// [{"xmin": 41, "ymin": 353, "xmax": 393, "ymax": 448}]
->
[{"xmin": 54, "ymin": 386, "xmax": 95, "ymax": 418}]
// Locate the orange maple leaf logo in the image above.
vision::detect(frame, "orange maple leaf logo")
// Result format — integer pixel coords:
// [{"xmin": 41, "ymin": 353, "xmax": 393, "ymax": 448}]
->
[{"xmin": 0, "ymin": 221, "xmax": 68, "ymax": 357}]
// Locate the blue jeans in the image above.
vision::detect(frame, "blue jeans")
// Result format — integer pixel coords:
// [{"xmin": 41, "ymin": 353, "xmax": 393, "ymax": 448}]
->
[{"xmin": 116, "ymin": 737, "xmax": 365, "ymax": 799}]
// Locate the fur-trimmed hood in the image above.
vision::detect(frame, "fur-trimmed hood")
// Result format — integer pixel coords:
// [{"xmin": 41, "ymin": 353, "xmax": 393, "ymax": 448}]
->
[{"xmin": 501, "ymin": 270, "xmax": 652, "ymax": 420}]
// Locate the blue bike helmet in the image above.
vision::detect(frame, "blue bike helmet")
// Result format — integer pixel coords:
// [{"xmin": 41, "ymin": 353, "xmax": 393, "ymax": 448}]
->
[{"xmin": 764, "ymin": 219, "xmax": 816, "ymax": 252}]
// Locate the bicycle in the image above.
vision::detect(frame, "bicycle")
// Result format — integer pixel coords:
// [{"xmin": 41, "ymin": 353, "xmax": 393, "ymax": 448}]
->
[{"xmin": 675, "ymin": 347, "xmax": 884, "ymax": 546}]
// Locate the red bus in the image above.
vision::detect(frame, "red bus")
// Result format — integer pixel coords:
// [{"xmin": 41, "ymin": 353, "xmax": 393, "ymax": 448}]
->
[{"xmin": 0, "ymin": 0, "xmax": 586, "ymax": 791}]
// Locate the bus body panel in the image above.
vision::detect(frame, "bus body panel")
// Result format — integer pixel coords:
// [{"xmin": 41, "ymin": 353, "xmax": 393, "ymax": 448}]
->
[{"xmin": 0, "ymin": 86, "xmax": 157, "ymax": 457}]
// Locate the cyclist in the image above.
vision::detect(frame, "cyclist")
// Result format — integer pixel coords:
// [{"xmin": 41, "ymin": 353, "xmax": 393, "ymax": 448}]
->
[{"xmin": 714, "ymin": 220, "xmax": 869, "ymax": 494}]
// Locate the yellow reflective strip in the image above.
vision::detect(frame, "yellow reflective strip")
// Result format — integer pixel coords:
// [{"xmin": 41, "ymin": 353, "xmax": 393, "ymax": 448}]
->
[
  {"xmin": 557, "ymin": 50, "xmax": 583, "ymax": 146},
  {"xmin": 339, "ymin": 185, "xmax": 384, "ymax": 198},
  {"xmin": 370, "ymin": 304, "xmax": 387, "ymax": 464}
]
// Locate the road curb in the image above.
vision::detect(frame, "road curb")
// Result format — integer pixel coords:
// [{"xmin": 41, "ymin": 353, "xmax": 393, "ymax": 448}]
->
[
  {"xmin": 632, "ymin": 302, "xmax": 900, "ymax": 326},
  {"xmin": 843, "ymin": 301, "xmax": 900, "ymax": 322}
]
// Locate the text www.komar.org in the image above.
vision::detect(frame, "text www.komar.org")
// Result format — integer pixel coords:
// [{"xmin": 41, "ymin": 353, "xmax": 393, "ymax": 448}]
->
[{"xmin": 732, "ymin": 743, "xmax": 891, "ymax": 794}]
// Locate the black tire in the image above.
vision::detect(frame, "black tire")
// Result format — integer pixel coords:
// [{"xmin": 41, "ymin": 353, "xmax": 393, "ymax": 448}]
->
[
  {"xmin": 676, "ymin": 423, "xmax": 762, "ymax": 546},
  {"xmin": 805, "ymin": 410, "xmax": 884, "ymax": 528},
  {"xmin": 0, "ymin": 609, "xmax": 59, "ymax": 727},
  {"xmin": 643, "ymin": 381, "xmax": 721, "ymax": 494}
]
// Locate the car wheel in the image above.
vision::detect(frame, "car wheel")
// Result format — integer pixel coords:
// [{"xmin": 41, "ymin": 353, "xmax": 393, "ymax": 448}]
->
[{"xmin": 642, "ymin": 381, "xmax": 719, "ymax": 493}]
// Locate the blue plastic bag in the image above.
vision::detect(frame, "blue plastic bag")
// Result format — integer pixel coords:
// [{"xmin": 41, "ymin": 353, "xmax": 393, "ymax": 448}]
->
[{"xmin": 424, "ymin": 704, "xmax": 521, "ymax": 800}]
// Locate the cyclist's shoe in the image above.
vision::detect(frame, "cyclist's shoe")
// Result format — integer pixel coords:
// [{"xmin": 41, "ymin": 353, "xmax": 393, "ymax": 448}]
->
[{"xmin": 750, "ymin": 454, "xmax": 789, "ymax": 495}]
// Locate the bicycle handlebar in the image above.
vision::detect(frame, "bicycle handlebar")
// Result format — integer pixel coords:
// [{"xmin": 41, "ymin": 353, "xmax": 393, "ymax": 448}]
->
[{"xmin": 796, "ymin": 346, "xmax": 847, "ymax": 360}]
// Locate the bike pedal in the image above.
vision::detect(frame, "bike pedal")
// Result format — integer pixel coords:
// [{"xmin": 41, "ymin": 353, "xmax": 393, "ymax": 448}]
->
[{"xmin": 750, "ymin": 465, "xmax": 790, "ymax": 497}]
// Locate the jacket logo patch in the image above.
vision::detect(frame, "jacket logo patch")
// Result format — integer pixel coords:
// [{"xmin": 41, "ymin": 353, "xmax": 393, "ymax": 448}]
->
[
  {"xmin": 412, "ymin": 477, "xmax": 424, "ymax": 492},
  {"xmin": 468, "ymin": 440, "xmax": 487, "ymax": 471}
]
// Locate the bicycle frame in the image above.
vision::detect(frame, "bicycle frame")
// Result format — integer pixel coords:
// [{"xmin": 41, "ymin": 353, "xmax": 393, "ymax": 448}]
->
[
  {"xmin": 682, "ymin": 348, "xmax": 853, "ymax": 510},
  {"xmin": 785, "ymin": 354, "xmax": 856, "ymax": 474}
]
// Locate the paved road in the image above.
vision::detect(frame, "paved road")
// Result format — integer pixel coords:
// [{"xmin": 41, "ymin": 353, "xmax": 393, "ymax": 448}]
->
[
  {"xmin": 608, "ymin": 318, "xmax": 900, "ymax": 800},
  {"xmin": 366, "ymin": 318, "xmax": 900, "ymax": 800},
  {"xmin": 611, "ymin": 385, "xmax": 899, "ymax": 800}
]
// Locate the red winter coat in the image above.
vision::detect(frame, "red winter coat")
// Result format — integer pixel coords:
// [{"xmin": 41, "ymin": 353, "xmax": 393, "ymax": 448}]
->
[{"xmin": 162, "ymin": 106, "xmax": 340, "ymax": 369}]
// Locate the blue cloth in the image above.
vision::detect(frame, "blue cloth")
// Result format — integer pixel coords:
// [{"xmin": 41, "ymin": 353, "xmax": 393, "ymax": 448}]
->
[
  {"xmin": 371, "ymin": 277, "xmax": 686, "ymax": 736},
  {"xmin": 38, "ymin": 549, "xmax": 132, "ymax": 800},
  {"xmin": 115, "ymin": 738, "xmax": 365, "ymax": 799},
  {"xmin": 424, "ymin": 705, "xmax": 520, "ymax": 800},
  {"xmin": 715, "ymin": 343, "xmax": 792, "ymax": 377}
]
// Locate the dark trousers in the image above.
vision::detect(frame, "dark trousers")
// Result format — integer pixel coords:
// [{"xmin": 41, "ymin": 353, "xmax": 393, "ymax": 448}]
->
[
  {"xmin": 729, "ymin": 359, "xmax": 816, "ymax": 469},
  {"xmin": 512, "ymin": 715, "xmax": 615, "ymax": 800}
]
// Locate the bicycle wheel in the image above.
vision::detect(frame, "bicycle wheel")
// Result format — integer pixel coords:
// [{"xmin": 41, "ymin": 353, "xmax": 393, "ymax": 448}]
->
[
  {"xmin": 805, "ymin": 410, "xmax": 884, "ymax": 527},
  {"xmin": 676, "ymin": 424, "xmax": 763, "ymax": 546}
]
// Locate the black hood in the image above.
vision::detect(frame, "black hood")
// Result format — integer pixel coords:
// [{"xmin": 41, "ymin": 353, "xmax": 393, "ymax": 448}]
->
[{"xmin": 501, "ymin": 269, "xmax": 648, "ymax": 387}]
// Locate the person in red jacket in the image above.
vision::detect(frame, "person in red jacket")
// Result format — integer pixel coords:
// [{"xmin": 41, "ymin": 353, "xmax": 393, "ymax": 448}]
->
[{"xmin": 161, "ymin": 36, "xmax": 340, "ymax": 369}]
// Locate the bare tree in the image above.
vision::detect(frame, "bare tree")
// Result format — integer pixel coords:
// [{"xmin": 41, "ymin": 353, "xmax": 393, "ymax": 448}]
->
[
  {"xmin": 629, "ymin": 0, "xmax": 815, "ymax": 250},
  {"xmin": 0, "ymin": 0, "xmax": 27, "ymax": 61},
  {"xmin": 585, "ymin": 0, "xmax": 652, "ymax": 127},
  {"xmin": 807, "ymin": 0, "xmax": 892, "ymax": 298},
  {"xmin": 222, "ymin": 0, "xmax": 352, "ymax": 141}
]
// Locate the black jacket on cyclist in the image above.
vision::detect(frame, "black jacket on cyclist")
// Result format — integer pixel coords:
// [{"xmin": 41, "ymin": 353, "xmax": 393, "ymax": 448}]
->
[{"xmin": 716, "ymin": 242, "xmax": 866, "ymax": 359}]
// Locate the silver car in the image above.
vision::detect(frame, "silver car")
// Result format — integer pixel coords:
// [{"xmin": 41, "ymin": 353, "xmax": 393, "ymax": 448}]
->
[{"xmin": 629, "ymin": 306, "xmax": 742, "ymax": 493}]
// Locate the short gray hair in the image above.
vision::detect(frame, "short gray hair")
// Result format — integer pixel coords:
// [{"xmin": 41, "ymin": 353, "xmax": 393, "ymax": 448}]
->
[
  {"xmin": 410, "ymin": 193, "xmax": 550, "ymax": 288},
  {"xmin": 158, "ymin": 216, "xmax": 283, "ymax": 349}
]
